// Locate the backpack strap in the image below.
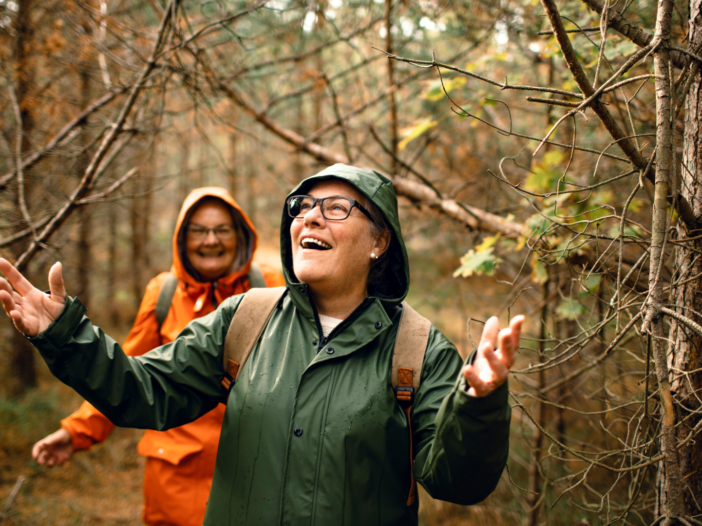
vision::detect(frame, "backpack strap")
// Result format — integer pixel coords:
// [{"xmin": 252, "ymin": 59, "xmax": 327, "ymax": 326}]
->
[
  {"xmin": 155, "ymin": 273, "xmax": 179, "ymax": 332},
  {"xmin": 221, "ymin": 287, "xmax": 287, "ymax": 391},
  {"xmin": 246, "ymin": 262, "xmax": 266, "ymax": 289},
  {"xmin": 392, "ymin": 301, "xmax": 432, "ymax": 506}
]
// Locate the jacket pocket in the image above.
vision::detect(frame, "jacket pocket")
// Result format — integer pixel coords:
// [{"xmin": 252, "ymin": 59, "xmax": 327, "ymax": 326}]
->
[{"xmin": 137, "ymin": 431, "xmax": 204, "ymax": 465}]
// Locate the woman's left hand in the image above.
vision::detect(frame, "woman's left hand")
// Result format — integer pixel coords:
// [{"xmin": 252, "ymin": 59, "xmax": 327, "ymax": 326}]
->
[{"xmin": 462, "ymin": 315, "xmax": 524, "ymax": 397}]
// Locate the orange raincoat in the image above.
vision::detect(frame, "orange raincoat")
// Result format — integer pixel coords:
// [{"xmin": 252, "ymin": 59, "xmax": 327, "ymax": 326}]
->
[{"xmin": 61, "ymin": 187, "xmax": 284, "ymax": 526}]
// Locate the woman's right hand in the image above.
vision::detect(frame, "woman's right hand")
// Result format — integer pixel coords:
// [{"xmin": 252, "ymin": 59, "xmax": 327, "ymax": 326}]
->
[
  {"xmin": 32, "ymin": 428, "xmax": 74, "ymax": 467},
  {"xmin": 0, "ymin": 259, "xmax": 66, "ymax": 337}
]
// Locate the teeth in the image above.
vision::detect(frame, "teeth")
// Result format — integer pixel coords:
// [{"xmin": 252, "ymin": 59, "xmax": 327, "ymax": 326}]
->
[{"xmin": 302, "ymin": 238, "xmax": 331, "ymax": 249}]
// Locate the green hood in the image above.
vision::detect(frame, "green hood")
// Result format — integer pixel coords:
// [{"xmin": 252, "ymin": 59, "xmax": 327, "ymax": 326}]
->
[{"xmin": 280, "ymin": 164, "xmax": 409, "ymax": 307}]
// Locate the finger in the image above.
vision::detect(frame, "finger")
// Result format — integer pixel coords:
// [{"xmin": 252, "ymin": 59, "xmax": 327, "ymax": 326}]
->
[
  {"xmin": 48, "ymin": 262, "xmax": 66, "ymax": 303},
  {"xmin": 484, "ymin": 344, "xmax": 509, "ymax": 383},
  {"xmin": 510, "ymin": 315, "xmax": 524, "ymax": 351},
  {"xmin": 478, "ymin": 316, "xmax": 499, "ymax": 352},
  {"xmin": 0, "ymin": 258, "xmax": 34, "ymax": 296},
  {"xmin": 462, "ymin": 364, "xmax": 490, "ymax": 397},
  {"xmin": 497, "ymin": 327, "xmax": 516, "ymax": 368},
  {"xmin": 0, "ymin": 287, "xmax": 16, "ymax": 314},
  {"xmin": 32, "ymin": 441, "xmax": 44, "ymax": 460},
  {"xmin": 37, "ymin": 449, "xmax": 49, "ymax": 466}
]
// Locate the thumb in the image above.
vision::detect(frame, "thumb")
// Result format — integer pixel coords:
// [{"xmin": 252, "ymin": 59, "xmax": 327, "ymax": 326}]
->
[{"xmin": 48, "ymin": 262, "xmax": 66, "ymax": 304}]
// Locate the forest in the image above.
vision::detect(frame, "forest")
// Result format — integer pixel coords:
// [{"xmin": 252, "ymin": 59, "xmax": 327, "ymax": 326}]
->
[{"xmin": 1, "ymin": 0, "xmax": 701, "ymax": 524}]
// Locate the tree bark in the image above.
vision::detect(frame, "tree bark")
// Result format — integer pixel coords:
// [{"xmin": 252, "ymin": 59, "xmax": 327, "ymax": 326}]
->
[
  {"xmin": 384, "ymin": 0, "xmax": 398, "ymax": 176},
  {"xmin": 662, "ymin": 0, "xmax": 702, "ymax": 517},
  {"xmin": 648, "ymin": 0, "xmax": 687, "ymax": 521}
]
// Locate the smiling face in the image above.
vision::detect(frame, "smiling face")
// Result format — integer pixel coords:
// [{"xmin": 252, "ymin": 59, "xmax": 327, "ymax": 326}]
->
[
  {"xmin": 290, "ymin": 180, "xmax": 389, "ymax": 302},
  {"xmin": 185, "ymin": 200, "xmax": 237, "ymax": 281}
]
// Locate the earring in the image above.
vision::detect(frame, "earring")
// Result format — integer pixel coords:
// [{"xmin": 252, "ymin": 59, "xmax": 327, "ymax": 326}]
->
[{"xmin": 371, "ymin": 253, "xmax": 379, "ymax": 260}]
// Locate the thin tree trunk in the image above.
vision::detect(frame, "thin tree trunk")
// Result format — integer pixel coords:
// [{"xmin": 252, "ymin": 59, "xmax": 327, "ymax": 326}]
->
[
  {"xmin": 648, "ymin": 0, "xmax": 686, "ymax": 520},
  {"xmin": 130, "ymin": 177, "xmax": 144, "ymax": 312},
  {"xmin": 527, "ymin": 278, "xmax": 549, "ymax": 526},
  {"xmin": 107, "ymin": 201, "xmax": 118, "ymax": 326},
  {"xmin": 74, "ymin": 49, "xmax": 92, "ymax": 309},
  {"xmin": 384, "ymin": 0, "xmax": 398, "ymax": 176},
  {"xmin": 8, "ymin": 0, "xmax": 36, "ymax": 396},
  {"xmin": 664, "ymin": 0, "xmax": 702, "ymax": 516}
]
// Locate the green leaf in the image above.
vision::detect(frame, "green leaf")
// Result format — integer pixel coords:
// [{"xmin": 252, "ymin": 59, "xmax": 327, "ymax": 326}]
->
[
  {"xmin": 453, "ymin": 247, "xmax": 500, "ymax": 278},
  {"xmin": 582, "ymin": 274, "xmax": 601, "ymax": 293},
  {"xmin": 556, "ymin": 298, "xmax": 587, "ymax": 320},
  {"xmin": 531, "ymin": 258, "xmax": 548, "ymax": 284}
]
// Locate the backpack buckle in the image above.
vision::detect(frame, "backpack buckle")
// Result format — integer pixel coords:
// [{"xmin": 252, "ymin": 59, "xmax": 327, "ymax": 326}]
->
[{"xmin": 395, "ymin": 386, "xmax": 414, "ymax": 404}]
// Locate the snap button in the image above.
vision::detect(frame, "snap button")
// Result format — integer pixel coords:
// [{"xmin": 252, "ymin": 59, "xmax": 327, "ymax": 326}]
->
[
  {"xmin": 312, "ymin": 339, "xmax": 318, "ymax": 346},
  {"xmin": 326, "ymin": 348, "xmax": 335, "ymax": 355},
  {"xmin": 375, "ymin": 321, "xmax": 382, "ymax": 329},
  {"xmin": 294, "ymin": 427, "xmax": 303, "ymax": 437},
  {"xmin": 299, "ymin": 287, "xmax": 306, "ymax": 294},
  {"xmin": 321, "ymin": 337, "xmax": 327, "ymax": 345},
  {"xmin": 157, "ymin": 448, "xmax": 164, "ymax": 455}
]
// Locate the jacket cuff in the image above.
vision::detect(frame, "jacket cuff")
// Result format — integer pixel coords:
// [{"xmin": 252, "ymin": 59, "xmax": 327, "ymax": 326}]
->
[
  {"xmin": 27, "ymin": 297, "xmax": 87, "ymax": 351},
  {"xmin": 60, "ymin": 422, "xmax": 95, "ymax": 451},
  {"xmin": 454, "ymin": 378, "xmax": 509, "ymax": 416}
]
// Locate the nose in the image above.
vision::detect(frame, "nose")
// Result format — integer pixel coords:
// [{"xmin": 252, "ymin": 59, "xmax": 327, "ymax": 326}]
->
[
  {"xmin": 302, "ymin": 203, "xmax": 325, "ymax": 226},
  {"xmin": 203, "ymin": 229, "xmax": 220, "ymax": 244}
]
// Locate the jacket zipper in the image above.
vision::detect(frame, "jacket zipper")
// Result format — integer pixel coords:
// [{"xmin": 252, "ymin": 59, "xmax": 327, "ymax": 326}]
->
[
  {"xmin": 308, "ymin": 289, "xmax": 372, "ymax": 352},
  {"xmin": 211, "ymin": 281, "xmax": 218, "ymax": 308}
]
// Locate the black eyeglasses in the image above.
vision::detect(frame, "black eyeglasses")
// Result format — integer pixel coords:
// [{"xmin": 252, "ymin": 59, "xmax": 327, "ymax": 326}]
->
[{"xmin": 287, "ymin": 195, "xmax": 375, "ymax": 222}]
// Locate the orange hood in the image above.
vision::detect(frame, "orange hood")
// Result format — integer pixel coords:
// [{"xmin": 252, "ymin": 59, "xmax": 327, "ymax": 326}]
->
[{"xmin": 171, "ymin": 187, "xmax": 258, "ymax": 289}]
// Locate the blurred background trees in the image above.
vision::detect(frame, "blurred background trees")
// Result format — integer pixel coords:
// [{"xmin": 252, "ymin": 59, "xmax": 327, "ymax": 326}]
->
[{"xmin": 1, "ymin": 0, "xmax": 701, "ymax": 524}]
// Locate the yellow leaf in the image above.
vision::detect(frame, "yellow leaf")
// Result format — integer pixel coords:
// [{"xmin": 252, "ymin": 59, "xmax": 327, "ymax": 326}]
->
[
  {"xmin": 476, "ymin": 234, "xmax": 501, "ymax": 253},
  {"xmin": 398, "ymin": 119, "xmax": 437, "ymax": 150}
]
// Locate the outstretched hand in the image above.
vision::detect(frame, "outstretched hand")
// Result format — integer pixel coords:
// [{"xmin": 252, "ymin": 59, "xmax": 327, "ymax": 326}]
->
[
  {"xmin": 0, "ymin": 258, "xmax": 66, "ymax": 337},
  {"xmin": 32, "ymin": 428, "xmax": 74, "ymax": 467},
  {"xmin": 462, "ymin": 315, "xmax": 524, "ymax": 397}
]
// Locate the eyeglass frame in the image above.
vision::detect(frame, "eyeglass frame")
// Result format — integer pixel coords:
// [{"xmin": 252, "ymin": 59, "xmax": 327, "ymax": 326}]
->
[
  {"xmin": 186, "ymin": 223, "xmax": 237, "ymax": 240},
  {"xmin": 287, "ymin": 195, "xmax": 375, "ymax": 222}
]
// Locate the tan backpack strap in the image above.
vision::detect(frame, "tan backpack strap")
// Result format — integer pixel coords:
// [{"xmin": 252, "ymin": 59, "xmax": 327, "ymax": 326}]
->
[
  {"xmin": 392, "ymin": 302, "xmax": 431, "ymax": 397},
  {"xmin": 221, "ymin": 287, "xmax": 287, "ymax": 391},
  {"xmin": 391, "ymin": 301, "xmax": 432, "ymax": 507}
]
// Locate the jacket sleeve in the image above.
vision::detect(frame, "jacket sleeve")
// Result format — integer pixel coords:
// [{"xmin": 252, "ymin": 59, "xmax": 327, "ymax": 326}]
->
[
  {"xmin": 258, "ymin": 263, "xmax": 286, "ymax": 288},
  {"xmin": 60, "ymin": 275, "xmax": 168, "ymax": 450},
  {"xmin": 411, "ymin": 328, "xmax": 511, "ymax": 505},
  {"xmin": 30, "ymin": 294, "xmax": 242, "ymax": 432}
]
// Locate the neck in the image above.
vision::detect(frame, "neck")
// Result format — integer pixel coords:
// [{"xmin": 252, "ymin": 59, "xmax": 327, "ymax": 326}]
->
[{"xmin": 308, "ymin": 281, "xmax": 368, "ymax": 319}]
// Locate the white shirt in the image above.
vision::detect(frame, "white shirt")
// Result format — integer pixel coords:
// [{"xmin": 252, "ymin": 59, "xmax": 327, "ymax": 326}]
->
[{"xmin": 318, "ymin": 314, "xmax": 343, "ymax": 337}]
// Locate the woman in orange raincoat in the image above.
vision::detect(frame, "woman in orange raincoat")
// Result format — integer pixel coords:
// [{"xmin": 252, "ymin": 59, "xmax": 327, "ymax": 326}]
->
[{"xmin": 31, "ymin": 187, "xmax": 284, "ymax": 526}]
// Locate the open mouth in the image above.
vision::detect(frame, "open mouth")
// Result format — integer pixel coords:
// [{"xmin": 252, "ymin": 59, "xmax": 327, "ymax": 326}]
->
[
  {"xmin": 301, "ymin": 238, "xmax": 331, "ymax": 250},
  {"xmin": 198, "ymin": 251, "xmax": 224, "ymax": 257}
]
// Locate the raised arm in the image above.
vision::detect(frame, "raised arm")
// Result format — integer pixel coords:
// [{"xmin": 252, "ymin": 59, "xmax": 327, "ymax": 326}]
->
[{"xmin": 0, "ymin": 258, "xmax": 233, "ymax": 431}]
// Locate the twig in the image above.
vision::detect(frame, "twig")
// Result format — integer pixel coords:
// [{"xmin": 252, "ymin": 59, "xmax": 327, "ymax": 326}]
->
[{"xmin": 0, "ymin": 475, "xmax": 26, "ymax": 523}]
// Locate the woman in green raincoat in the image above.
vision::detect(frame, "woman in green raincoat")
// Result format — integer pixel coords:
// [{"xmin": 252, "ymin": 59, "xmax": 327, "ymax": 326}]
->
[{"xmin": 0, "ymin": 164, "xmax": 524, "ymax": 526}]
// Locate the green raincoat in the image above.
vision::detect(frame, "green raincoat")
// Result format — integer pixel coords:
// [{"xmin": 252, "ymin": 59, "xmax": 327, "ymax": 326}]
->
[{"xmin": 30, "ymin": 164, "xmax": 511, "ymax": 525}]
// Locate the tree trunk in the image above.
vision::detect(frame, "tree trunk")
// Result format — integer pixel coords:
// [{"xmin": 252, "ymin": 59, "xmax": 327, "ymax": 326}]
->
[
  {"xmin": 130, "ymin": 177, "xmax": 144, "ymax": 312},
  {"xmin": 107, "ymin": 201, "xmax": 118, "ymax": 326},
  {"xmin": 74, "ymin": 52, "xmax": 92, "ymax": 309},
  {"xmin": 650, "ymin": 0, "xmax": 687, "ymax": 521},
  {"xmin": 7, "ymin": 0, "xmax": 37, "ymax": 396},
  {"xmin": 660, "ymin": 0, "xmax": 702, "ymax": 516},
  {"xmin": 384, "ymin": 0, "xmax": 398, "ymax": 176}
]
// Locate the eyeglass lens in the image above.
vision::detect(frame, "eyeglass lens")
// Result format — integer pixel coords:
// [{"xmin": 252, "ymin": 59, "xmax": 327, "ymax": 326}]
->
[
  {"xmin": 187, "ymin": 225, "xmax": 235, "ymax": 240},
  {"xmin": 288, "ymin": 196, "xmax": 353, "ymax": 220}
]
